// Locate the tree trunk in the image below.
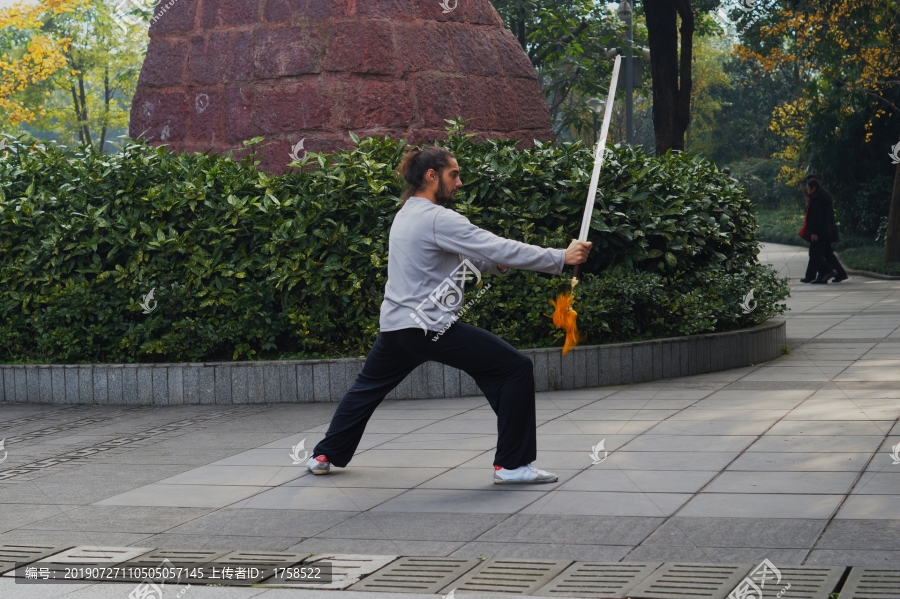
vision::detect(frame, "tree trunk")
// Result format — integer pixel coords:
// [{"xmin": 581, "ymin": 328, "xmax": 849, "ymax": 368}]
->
[
  {"xmin": 515, "ymin": 13, "xmax": 527, "ymax": 51},
  {"xmin": 643, "ymin": 0, "xmax": 694, "ymax": 155},
  {"xmin": 100, "ymin": 68, "xmax": 110, "ymax": 152},
  {"xmin": 886, "ymin": 159, "xmax": 900, "ymax": 263},
  {"xmin": 78, "ymin": 73, "xmax": 92, "ymax": 148},
  {"xmin": 70, "ymin": 85, "xmax": 84, "ymax": 146}
]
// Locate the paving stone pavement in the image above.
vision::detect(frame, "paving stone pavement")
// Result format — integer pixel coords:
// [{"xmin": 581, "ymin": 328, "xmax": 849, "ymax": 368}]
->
[{"xmin": 0, "ymin": 242, "xmax": 898, "ymax": 598}]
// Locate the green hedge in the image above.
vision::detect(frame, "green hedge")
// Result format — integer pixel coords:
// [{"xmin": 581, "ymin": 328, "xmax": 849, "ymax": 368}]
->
[{"xmin": 0, "ymin": 126, "xmax": 788, "ymax": 364}]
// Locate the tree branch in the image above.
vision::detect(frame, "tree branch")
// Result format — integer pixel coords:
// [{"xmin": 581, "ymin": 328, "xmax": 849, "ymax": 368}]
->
[
  {"xmin": 829, "ymin": 74, "xmax": 900, "ymax": 113},
  {"xmin": 529, "ymin": 20, "xmax": 590, "ymax": 67}
]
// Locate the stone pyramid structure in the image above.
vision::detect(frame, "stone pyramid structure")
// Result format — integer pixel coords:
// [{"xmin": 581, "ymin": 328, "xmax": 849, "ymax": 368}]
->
[{"xmin": 129, "ymin": 0, "xmax": 554, "ymax": 172}]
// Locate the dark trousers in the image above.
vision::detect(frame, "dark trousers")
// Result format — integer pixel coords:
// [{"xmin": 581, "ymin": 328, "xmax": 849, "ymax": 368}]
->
[
  {"xmin": 805, "ymin": 240, "xmax": 847, "ymax": 280},
  {"xmin": 313, "ymin": 322, "xmax": 537, "ymax": 470}
]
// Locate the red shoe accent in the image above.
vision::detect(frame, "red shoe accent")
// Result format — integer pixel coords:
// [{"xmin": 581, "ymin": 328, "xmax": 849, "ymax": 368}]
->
[
  {"xmin": 494, "ymin": 465, "xmax": 502, "ymax": 471},
  {"xmin": 315, "ymin": 455, "xmax": 329, "ymax": 463}
]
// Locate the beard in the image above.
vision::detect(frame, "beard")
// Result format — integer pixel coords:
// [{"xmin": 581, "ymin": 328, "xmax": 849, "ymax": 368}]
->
[{"xmin": 435, "ymin": 177, "xmax": 457, "ymax": 206}]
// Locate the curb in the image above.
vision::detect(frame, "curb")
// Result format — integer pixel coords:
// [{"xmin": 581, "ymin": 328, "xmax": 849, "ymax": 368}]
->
[
  {"xmin": 0, "ymin": 319, "xmax": 786, "ymax": 405},
  {"xmin": 832, "ymin": 249, "xmax": 900, "ymax": 280},
  {"xmin": 843, "ymin": 267, "xmax": 900, "ymax": 280}
]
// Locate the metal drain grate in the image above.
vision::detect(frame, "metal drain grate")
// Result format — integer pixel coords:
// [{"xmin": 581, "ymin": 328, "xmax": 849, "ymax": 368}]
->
[
  {"xmin": 0, "ymin": 544, "xmax": 70, "ymax": 575},
  {"xmin": 261, "ymin": 553, "xmax": 399, "ymax": 590},
  {"xmin": 3, "ymin": 545, "xmax": 153, "ymax": 579},
  {"xmin": 4, "ymin": 417, "xmax": 111, "ymax": 445},
  {"xmin": 629, "ymin": 563, "xmax": 753, "ymax": 599},
  {"xmin": 194, "ymin": 550, "xmax": 311, "ymax": 586},
  {"xmin": 840, "ymin": 568, "xmax": 900, "ymax": 599},
  {"xmin": 756, "ymin": 565, "xmax": 844, "ymax": 599},
  {"xmin": 107, "ymin": 549, "xmax": 236, "ymax": 584},
  {"xmin": 441, "ymin": 558, "xmax": 572, "ymax": 595},
  {"xmin": 112, "ymin": 548, "xmax": 234, "ymax": 583},
  {"xmin": 0, "ymin": 406, "xmax": 266, "ymax": 481},
  {"xmin": 124, "ymin": 548, "xmax": 232, "ymax": 565},
  {"xmin": 349, "ymin": 557, "xmax": 482, "ymax": 593},
  {"xmin": 535, "ymin": 562, "xmax": 662, "ymax": 597}
]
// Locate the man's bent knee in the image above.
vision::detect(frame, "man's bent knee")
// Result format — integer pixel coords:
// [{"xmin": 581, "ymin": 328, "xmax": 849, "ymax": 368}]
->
[{"xmin": 514, "ymin": 353, "xmax": 533, "ymax": 376}]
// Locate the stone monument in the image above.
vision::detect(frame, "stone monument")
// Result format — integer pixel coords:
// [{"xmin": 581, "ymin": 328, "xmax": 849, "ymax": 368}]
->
[{"xmin": 129, "ymin": 0, "xmax": 554, "ymax": 172}]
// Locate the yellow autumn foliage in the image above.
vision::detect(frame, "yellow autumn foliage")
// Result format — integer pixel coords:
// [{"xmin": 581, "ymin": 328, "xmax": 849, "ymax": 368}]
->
[
  {"xmin": 742, "ymin": 0, "xmax": 900, "ymax": 118},
  {"xmin": 0, "ymin": 0, "xmax": 84, "ymax": 126}
]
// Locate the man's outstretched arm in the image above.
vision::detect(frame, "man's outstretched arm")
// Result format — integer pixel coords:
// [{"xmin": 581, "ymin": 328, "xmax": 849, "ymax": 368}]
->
[{"xmin": 434, "ymin": 210, "xmax": 591, "ymax": 274}]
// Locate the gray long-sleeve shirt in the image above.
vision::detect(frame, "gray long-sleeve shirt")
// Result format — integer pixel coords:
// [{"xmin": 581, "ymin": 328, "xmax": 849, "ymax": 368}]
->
[{"xmin": 380, "ymin": 197, "xmax": 567, "ymax": 333}]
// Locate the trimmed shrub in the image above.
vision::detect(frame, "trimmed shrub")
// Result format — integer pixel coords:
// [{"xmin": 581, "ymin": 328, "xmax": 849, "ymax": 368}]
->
[{"xmin": 0, "ymin": 127, "xmax": 788, "ymax": 364}]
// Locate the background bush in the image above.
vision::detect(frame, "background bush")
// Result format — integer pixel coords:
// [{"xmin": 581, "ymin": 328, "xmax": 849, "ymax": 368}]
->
[
  {"xmin": 0, "ymin": 127, "xmax": 788, "ymax": 364},
  {"xmin": 726, "ymin": 158, "xmax": 798, "ymax": 208}
]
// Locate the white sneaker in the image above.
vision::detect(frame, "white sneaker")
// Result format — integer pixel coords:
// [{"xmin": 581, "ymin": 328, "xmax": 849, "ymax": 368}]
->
[
  {"xmin": 493, "ymin": 464, "xmax": 558, "ymax": 484},
  {"xmin": 306, "ymin": 455, "xmax": 331, "ymax": 475}
]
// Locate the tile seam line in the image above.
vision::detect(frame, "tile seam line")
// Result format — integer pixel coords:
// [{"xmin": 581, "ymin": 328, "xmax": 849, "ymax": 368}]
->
[
  {"xmin": 103, "ymin": 407, "xmax": 342, "ymax": 540},
  {"xmin": 436, "ymin": 385, "xmax": 655, "ymax": 556},
  {"xmin": 618, "ymin": 385, "xmax": 821, "ymax": 561},
  {"xmin": 324, "ymin": 390, "xmax": 639, "ymax": 548},
  {"xmin": 802, "ymin": 315, "xmax": 900, "ymax": 563},
  {"xmin": 781, "ymin": 292, "xmax": 900, "ymax": 562},
  {"xmin": 111, "ymin": 404, "xmax": 358, "ymax": 548},
  {"xmin": 616, "ymin": 282, "xmax": 863, "ymax": 557},
  {"xmin": 301, "ymin": 398, "xmax": 505, "ymax": 550},
  {"xmin": 473, "ymin": 382, "xmax": 735, "ymax": 561}
]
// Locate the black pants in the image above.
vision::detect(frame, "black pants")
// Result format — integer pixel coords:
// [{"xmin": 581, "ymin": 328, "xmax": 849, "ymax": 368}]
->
[
  {"xmin": 313, "ymin": 322, "xmax": 537, "ymax": 470},
  {"xmin": 805, "ymin": 240, "xmax": 847, "ymax": 280}
]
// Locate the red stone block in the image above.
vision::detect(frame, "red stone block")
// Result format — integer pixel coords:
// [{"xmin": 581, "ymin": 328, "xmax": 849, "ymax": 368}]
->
[
  {"xmin": 465, "ymin": 0, "xmax": 506, "ymax": 27},
  {"xmin": 250, "ymin": 82, "xmax": 332, "ymax": 135},
  {"xmin": 489, "ymin": 82, "xmax": 524, "ymax": 132},
  {"xmin": 263, "ymin": 0, "xmax": 347, "ymax": 23},
  {"xmin": 491, "ymin": 30, "xmax": 537, "ymax": 79},
  {"xmin": 406, "ymin": 127, "xmax": 452, "ymax": 146},
  {"xmin": 323, "ymin": 20, "xmax": 396, "ymax": 75},
  {"xmin": 225, "ymin": 85, "xmax": 252, "ymax": 142},
  {"xmin": 447, "ymin": 25, "xmax": 501, "ymax": 77},
  {"xmin": 137, "ymin": 38, "xmax": 188, "ymax": 88},
  {"xmin": 467, "ymin": 77, "xmax": 521, "ymax": 131},
  {"xmin": 187, "ymin": 89, "xmax": 223, "ymax": 142},
  {"xmin": 357, "ymin": 0, "xmax": 415, "ymax": 19},
  {"xmin": 414, "ymin": 0, "xmax": 504, "ymax": 27},
  {"xmin": 413, "ymin": 73, "xmax": 463, "ymax": 128},
  {"xmin": 149, "ymin": 0, "xmax": 198, "ymax": 36},
  {"xmin": 201, "ymin": 0, "xmax": 261, "ymax": 29},
  {"xmin": 393, "ymin": 21, "xmax": 457, "ymax": 74},
  {"xmin": 253, "ymin": 25, "xmax": 322, "ymax": 79},
  {"xmin": 130, "ymin": 90, "xmax": 190, "ymax": 143},
  {"xmin": 452, "ymin": 77, "xmax": 494, "ymax": 130},
  {"xmin": 187, "ymin": 30, "xmax": 253, "ymax": 85},
  {"xmin": 133, "ymin": 0, "xmax": 552, "ymax": 173},
  {"xmin": 507, "ymin": 78, "xmax": 551, "ymax": 129},
  {"xmin": 340, "ymin": 79, "xmax": 416, "ymax": 130}
]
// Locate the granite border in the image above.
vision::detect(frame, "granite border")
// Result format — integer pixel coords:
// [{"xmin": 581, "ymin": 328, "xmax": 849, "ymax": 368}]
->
[{"xmin": 0, "ymin": 319, "xmax": 786, "ymax": 404}]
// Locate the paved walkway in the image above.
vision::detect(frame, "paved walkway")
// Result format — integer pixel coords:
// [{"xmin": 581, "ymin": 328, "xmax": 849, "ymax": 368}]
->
[{"xmin": 1, "ymin": 243, "xmax": 898, "ymax": 597}]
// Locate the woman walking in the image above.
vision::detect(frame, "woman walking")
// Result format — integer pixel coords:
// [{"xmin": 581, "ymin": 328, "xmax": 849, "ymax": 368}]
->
[{"xmin": 801, "ymin": 174, "xmax": 848, "ymax": 284}]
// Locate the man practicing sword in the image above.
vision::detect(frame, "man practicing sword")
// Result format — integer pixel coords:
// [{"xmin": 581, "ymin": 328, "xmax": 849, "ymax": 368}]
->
[{"xmin": 308, "ymin": 146, "xmax": 592, "ymax": 484}]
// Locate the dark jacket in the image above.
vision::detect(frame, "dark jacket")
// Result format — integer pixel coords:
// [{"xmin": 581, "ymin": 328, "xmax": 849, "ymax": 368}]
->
[{"xmin": 807, "ymin": 187, "xmax": 836, "ymax": 242}]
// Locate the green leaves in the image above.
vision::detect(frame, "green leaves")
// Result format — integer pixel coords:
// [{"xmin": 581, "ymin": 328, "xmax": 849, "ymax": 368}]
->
[{"xmin": 0, "ymin": 131, "xmax": 787, "ymax": 364}]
